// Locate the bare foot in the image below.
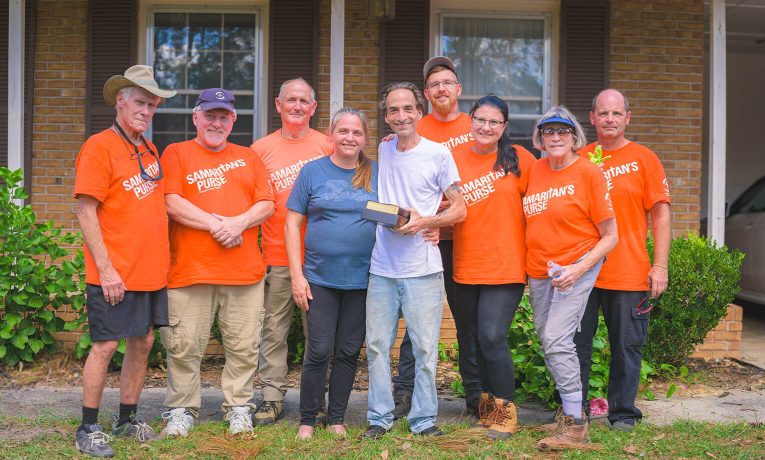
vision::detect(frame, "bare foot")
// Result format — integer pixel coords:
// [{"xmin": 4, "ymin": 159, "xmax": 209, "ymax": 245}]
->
[
  {"xmin": 327, "ymin": 424, "xmax": 346, "ymax": 437},
  {"xmin": 296, "ymin": 425, "xmax": 314, "ymax": 440}
]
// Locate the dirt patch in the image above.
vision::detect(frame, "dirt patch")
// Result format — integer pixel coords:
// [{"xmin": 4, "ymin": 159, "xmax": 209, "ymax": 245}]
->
[
  {"xmin": 0, "ymin": 422, "xmax": 69, "ymax": 442},
  {"xmin": 0, "ymin": 352, "xmax": 762, "ymax": 402},
  {"xmin": 0, "ymin": 352, "xmax": 462, "ymax": 395}
]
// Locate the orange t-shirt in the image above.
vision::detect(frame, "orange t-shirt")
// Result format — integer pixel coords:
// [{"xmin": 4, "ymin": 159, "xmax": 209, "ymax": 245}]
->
[
  {"xmin": 417, "ymin": 113, "xmax": 473, "ymax": 152},
  {"xmin": 161, "ymin": 140, "xmax": 275, "ymax": 288},
  {"xmin": 452, "ymin": 144, "xmax": 537, "ymax": 284},
  {"xmin": 578, "ymin": 142, "xmax": 671, "ymax": 291},
  {"xmin": 73, "ymin": 129, "xmax": 169, "ymax": 291},
  {"xmin": 523, "ymin": 156, "xmax": 615, "ymax": 279},
  {"xmin": 417, "ymin": 112, "xmax": 473, "ymax": 240},
  {"xmin": 251, "ymin": 129, "xmax": 331, "ymax": 266}
]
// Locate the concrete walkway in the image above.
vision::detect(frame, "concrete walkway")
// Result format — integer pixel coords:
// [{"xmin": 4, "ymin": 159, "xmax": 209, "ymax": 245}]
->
[{"xmin": 1, "ymin": 386, "xmax": 763, "ymax": 427}]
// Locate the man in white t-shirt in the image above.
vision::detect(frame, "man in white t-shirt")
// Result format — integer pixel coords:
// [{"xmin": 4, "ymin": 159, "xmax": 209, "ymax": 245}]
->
[{"xmin": 363, "ymin": 82, "xmax": 466, "ymax": 439}]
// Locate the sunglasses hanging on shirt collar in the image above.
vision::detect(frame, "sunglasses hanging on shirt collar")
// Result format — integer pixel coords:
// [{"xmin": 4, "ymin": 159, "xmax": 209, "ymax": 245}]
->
[{"xmin": 112, "ymin": 121, "xmax": 163, "ymax": 182}]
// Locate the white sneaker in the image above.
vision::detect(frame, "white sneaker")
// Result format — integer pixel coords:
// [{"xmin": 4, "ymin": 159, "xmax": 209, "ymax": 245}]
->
[
  {"xmin": 160, "ymin": 408, "xmax": 194, "ymax": 437},
  {"xmin": 225, "ymin": 406, "xmax": 254, "ymax": 434}
]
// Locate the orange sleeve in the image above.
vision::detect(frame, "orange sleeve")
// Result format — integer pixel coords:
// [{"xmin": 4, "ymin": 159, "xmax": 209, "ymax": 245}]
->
[
  {"xmin": 642, "ymin": 151, "xmax": 671, "ymax": 210},
  {"xmin": 250, "ymin": 152, "xmax": 275, "ymax": 203},
  {"xmin": 73, "ymin": 139, "xmax": 111, "ymax": 202},
  {"xmin": 587, "ymin": 164, "xmax": 615, "ymax": 225},
  {"xmin": 160, "ymin": 143, "xmax": 183, "ymax": 196}
]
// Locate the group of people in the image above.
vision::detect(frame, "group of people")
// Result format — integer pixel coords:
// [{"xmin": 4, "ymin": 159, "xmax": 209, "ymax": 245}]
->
[{"xmin": 72, "ymin": 55, "xmax": 670, "ymax": 457}]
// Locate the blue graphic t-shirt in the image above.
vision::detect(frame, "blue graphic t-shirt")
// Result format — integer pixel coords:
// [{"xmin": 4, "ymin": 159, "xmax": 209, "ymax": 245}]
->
[{"xmin": 286, "ymin": 156, "xmax": 378, "ymax": 289}]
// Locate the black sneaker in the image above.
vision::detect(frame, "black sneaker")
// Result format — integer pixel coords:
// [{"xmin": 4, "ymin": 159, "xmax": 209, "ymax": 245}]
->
[
  {"xmin": 75, "ymin": 424, "xmax": 114, "ymax": 458},
  {"xmin": 111, "ymin": 414, "xmax": 159, "ymax": 442},
  {"xmin": 391, "ymin": 393, "xmax": 412, "ymax": 420},
  {"xmin": 361, "ymin": 425, "xmax": 389, "ymax": 439},
  {"xmin": 417, "ymin": 425, "xmax": 445, "ymax": 437}
]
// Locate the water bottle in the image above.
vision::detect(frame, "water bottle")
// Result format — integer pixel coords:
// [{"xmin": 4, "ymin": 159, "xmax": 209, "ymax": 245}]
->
[{"xmin": 547, "ymin": 261, "xmax": 570, "ymax": 296}]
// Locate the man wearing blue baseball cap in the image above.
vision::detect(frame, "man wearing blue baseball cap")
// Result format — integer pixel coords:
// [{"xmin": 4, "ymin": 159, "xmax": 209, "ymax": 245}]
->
[{"xmin": 158, "ymin": 88, "xmax": 275, "ymax": 436}]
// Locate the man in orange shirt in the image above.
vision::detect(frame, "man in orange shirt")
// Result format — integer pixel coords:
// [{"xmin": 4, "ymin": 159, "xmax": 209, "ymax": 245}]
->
[
  {"xmin": 73, "ymin": 65, "xmax": 175, "ymax": 457},
  {"xmin": 159, "ymin": 88, "xmax": 274, "ymax": 437},
  {"xmin": 251, "ymin": 78, "xmax": 332, "ymax": 425},
  {"xmin": 392, "ymin": 57, "xmax": 481, "ymax": 419},
  {"xmin": 574, "ymin": 89, "xmax": 671, "ymax": 431}
]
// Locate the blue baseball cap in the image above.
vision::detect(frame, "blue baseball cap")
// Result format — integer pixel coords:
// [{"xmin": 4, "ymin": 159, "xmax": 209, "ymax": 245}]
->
[
  {"xmin": 537, "ymin": 116, "xmax": 575, "ymax": 129},
  {"xmin": 195, "ymin": 88, "xmax": 236, "ymax": 113}
]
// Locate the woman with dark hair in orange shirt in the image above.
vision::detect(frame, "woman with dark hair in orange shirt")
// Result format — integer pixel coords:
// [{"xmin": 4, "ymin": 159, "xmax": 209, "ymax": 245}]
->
[{"xmin": 451, "ymin": 95, "xmax": 536, "ymax": 439}]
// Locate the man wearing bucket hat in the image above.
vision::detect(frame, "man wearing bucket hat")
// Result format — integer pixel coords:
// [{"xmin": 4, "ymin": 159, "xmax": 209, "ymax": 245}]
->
[
  {"xmin": 158, "ymin": 88, "xmax": 274, "ymax": 437},
  {"xmin": 73, "ymin": 64, "xmax": 175, "ymax": 457}
]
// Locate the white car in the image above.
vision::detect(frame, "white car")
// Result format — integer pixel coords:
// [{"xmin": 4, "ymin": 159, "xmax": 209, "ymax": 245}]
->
[{"xmin": 726, "ymin": 176, "xmax": 765, "ymax": 305}]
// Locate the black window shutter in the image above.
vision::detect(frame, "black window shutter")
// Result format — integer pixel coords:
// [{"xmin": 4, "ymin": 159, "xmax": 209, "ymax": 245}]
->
[
  {"xmin": 86, "ymin": 0, "xmax": 137, "ymax": 136},
  {"xmin": 268, "ymin": 0, "xmax": 319, "ymax": 132},
  {"xmin": 0, "ymin": 0, "xmax": 36, "ymax": 180},
  {"xmin": 378, "ymin": 0, "xmax": 430, "ymax": 136},
  {"xmin": 560, "ymin": 0, "xmax": 609, "ymax": 142}
]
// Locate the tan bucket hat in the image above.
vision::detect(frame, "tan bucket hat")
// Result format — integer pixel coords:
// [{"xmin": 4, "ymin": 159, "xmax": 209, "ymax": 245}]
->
[{"xmin": 102, "ymin": 65, "xmax": 177, "ymax": 106}]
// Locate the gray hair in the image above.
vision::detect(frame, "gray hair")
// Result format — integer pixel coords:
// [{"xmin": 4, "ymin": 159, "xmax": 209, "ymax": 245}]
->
[
  {"xmin": 532, "ymin": 105, "xmax": 587, "ymax": 151},
  {"xmin": 591, "ymin": 88, "xmax": 630, "ymax": 112},
  {"xmin": 378, "ymin": 82, "xmax": 425, "ymax": 113},
  {"xmin": 278, "ymin": 78, "xmax": 316, "ymax": 102},
  {"xmin": 192, "ymin": 105, "xmax": 237, "ymax": 118}
]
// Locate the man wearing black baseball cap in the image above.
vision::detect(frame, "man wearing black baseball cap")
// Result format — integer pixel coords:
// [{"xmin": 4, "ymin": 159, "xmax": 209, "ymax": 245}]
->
[{"xmin": 158, "ymin": 87, "xmax": 275, "ymax": 437}]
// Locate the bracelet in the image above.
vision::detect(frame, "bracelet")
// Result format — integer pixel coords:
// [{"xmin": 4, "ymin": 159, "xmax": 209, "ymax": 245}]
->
[{"xmin": 653, "ymin": 264, "xmax": 668, "ymax": 270}]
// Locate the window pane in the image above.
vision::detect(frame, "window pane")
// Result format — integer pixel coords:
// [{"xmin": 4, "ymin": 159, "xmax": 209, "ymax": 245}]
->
[
  {"xmin": 190, "ymin": 14, "xmax": 221, "ymax": 51},
  {"xmin": 152, "ymin": 11, "xmax": 258, "ymax": 146},
  {"xmin": 188, "ymin": 51, "xmax": 222, "ymax": 89},
  {"xmin": 223, "ymin": 52, "xmax": 255, "ymax": 89},
  {"xmin": 442, "ymin": 15, "xmax": 546, "ymax": 134},
  {"xmin": 224, "ymin": 14, "xmax": 256, "ymax": 50}
]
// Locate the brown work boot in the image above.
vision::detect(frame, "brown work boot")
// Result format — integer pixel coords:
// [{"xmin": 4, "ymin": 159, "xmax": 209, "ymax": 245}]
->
[
  {"xmin": 487, "ymin": 398, "xmax": 518, "ymax": 440},
  {"xmin": 537, "ymin": 406, "xmax": 563, "ymax": 433},
  {"xmin": 478, "ymin": 393, "xmax": 496, "ymax": 428},
  {"xmin": 537, "ymin": 415, "xmax": 590, "ymax": 451},
  {"xmin": 253, "ymin": 400, "xmax": 284, "ymax": 425}
]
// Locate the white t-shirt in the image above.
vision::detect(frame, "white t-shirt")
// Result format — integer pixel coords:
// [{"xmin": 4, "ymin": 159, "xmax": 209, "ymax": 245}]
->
[{"xmin": 370, "ymin": 136, "xmax": 461, "ymax": 278}]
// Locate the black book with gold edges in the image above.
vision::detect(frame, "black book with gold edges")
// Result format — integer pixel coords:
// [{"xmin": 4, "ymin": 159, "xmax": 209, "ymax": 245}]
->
[{"xmin": 362, "ymin": 201, "xmax": 411, "ymax": 227}]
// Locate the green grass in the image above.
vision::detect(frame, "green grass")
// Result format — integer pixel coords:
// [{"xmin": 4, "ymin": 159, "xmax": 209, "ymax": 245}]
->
[{"xmin": 0, "ymin": 416, "xmax": 763, "ymax": 459}]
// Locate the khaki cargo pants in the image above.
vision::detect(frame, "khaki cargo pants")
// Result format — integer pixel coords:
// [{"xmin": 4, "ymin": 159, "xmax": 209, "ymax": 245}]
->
[{"xmin": 161, "ymin": 282, "xmax": 265, "ymax": 415}]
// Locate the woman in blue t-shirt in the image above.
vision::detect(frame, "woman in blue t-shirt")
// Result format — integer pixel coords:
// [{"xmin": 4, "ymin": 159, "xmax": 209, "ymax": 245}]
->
[{"xmin": 285, "ymin": 108, "xmax": 378, "ymax": 439}]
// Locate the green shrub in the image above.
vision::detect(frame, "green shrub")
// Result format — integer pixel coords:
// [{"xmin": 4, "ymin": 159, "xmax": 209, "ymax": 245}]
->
[
  {"xmin": 645, "ymin": 234, "xmax": 744, "ymax": 367},
  {"xmin": 0, "ymin": 168, "xmax": 86, "ymax": 367}
]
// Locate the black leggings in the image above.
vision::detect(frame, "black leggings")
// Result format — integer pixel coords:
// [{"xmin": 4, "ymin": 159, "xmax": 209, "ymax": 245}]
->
[
  {"xmin": 453, "ymin": 283, "xmax": 524, "ymax": 400},
  {"xmin": 299, "ymin": 283, "xmax": 366, "ymax": 426}
]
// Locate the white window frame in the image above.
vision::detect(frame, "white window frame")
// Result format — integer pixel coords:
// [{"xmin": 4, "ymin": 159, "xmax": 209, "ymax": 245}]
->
[
  {"xmin": 137, "ymin": 1, "xmax": 268, "ymax": 140},
  {"xmin": 430, "ymin": 0, "xmax": 559, "ymax": 116}
]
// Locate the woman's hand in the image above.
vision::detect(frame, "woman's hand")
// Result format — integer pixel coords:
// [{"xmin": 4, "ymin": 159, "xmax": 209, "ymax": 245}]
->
[
  {"xmin": 552, "ymin": 262, "xmax": 586, "ymax": 292},
  {"xmin": 291, "ymin": 274, "xmax": 313, "ymax": 312}
]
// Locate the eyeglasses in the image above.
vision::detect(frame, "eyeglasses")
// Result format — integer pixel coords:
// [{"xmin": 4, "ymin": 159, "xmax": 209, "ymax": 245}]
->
[
  {"xmin": 636, "ymin": 294, "xmax": 662, "ymax": 315},
  {"xmin": 541, "ymin": 127, "xmax": 574, "ymax": 136},
  {"xmin": 113, "ymin": 121, "xmax": 164, "ymax": 182},
  {"xmin": 427, "ymin": 79, "xmax": 458, "ymax": 90},
  {"xmin": 471, "ymin": 117, "xmax": 506, "ymax": 129}
]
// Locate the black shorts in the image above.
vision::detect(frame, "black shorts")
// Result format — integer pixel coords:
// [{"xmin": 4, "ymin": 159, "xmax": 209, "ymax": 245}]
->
[{"xmin": 86, "ymin": 284, "xmax": 169, "ymax": 341}]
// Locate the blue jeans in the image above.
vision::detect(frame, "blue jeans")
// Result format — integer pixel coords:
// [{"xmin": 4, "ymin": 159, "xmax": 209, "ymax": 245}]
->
[{"xmin": 365, "ymin": 272, "xmax": 444, "ymax": 433}]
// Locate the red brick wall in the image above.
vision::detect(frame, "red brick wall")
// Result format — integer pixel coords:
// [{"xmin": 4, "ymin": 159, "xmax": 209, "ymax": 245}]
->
[
  {"xmin": 31, "ymin": 0, "xmax": 89, "ymax": 348},
  {"xmin": 30, "ymin": 0, "xmax": 86, "ymax": 233},
  {"xmin": 609, "ymin": 0, "xmax": 704, "ymax": 237},
  {"xmin": 693, "ymin": 304, "xmax": 743, "ymax": 360}
]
